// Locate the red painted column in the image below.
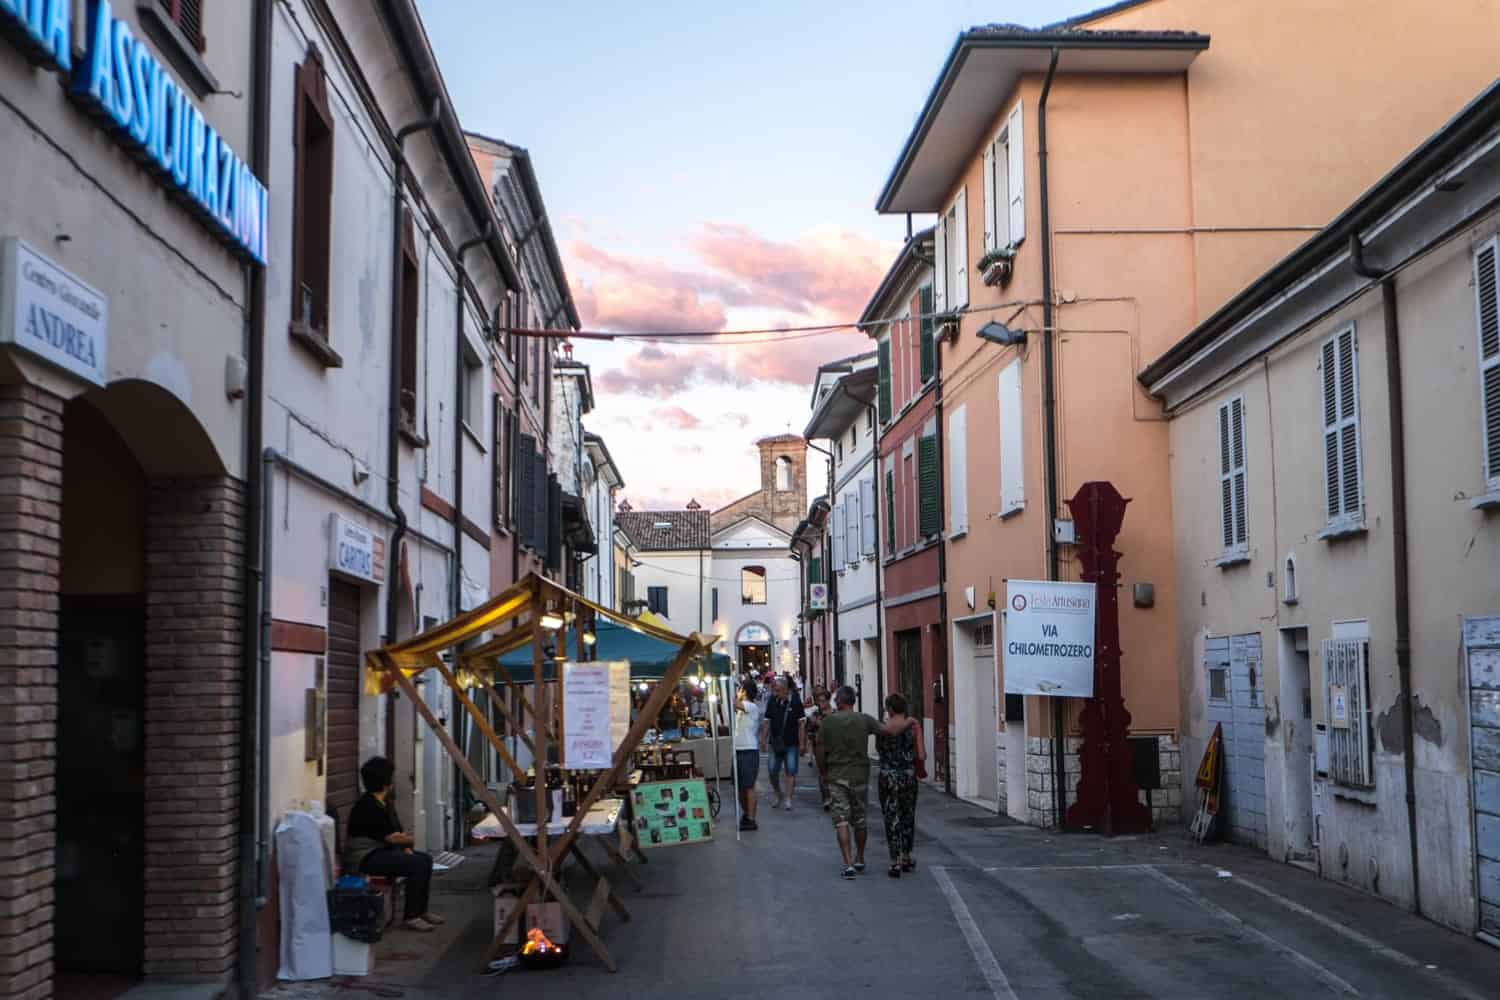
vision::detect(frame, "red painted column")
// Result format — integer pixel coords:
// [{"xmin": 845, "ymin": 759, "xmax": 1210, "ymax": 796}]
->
[{"xmin": 1065, "ymin": 481, "xmax": 1151, "ymax": 835}]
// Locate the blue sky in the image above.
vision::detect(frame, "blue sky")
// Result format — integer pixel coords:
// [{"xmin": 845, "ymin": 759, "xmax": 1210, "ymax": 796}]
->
[{"xmin": 421, "ymin": 0, "xmax": 1101, "ymax": 508}]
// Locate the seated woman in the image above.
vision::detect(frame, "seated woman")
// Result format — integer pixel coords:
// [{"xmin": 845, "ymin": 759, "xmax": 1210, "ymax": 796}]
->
[{"xmin": 344, "ymin": 756, "xmax": 444, "ymax": 932}]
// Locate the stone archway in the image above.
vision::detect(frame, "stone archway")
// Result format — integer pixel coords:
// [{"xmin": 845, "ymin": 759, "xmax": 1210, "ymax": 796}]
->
[{"xmin": 0, "ymin": 377, "xmax": 244, "ymax": 995}]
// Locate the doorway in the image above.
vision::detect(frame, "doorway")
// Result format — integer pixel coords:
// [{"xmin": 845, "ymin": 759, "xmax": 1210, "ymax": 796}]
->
[
  {"xmin": 1279, "ymin": 627, "xmax": 1315, "ymax": 866},
  {"xmin": 326, "ymin": 578, "xmax": 364, "ymax": 829},
  {"xmin": 952, "ymin": 619, "xmax": 999, "ymax": 808},
  {"xmin": 1205, "ymin": 633, "xmax": 1267, "ymax": 848},
  {"xmin": 56, "ymin": 399, "xmax": 147, "ymax": 990},
  {"xmin": 738, "ymin": 643, "xmax": 770, "ymax": 675}
]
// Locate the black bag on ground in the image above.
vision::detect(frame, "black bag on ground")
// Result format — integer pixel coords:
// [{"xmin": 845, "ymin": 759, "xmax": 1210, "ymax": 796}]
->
[{"xmin": 327, "ymin": 887, "xmax": 385, "ymax": 943}]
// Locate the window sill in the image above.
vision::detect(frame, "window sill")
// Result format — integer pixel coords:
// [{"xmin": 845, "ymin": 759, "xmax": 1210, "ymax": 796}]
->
[
  {"xmin": 998, "ymin": 502, "xmax": 1025, "ymax": 521},
  {"xmin": 1282, "ymin": 597, "xmax": 1299, "ymax": 607},
  {"xmin": 1330, "ymin": 783, "xmax": 1377, "ymax": 806},
  {"xmin": 289, "ymin": 321, "xmax": 343, "ymax": 368},
  {"xmin": 948, "ymin": 526, "xmax": 968, "ymax": 541},
  {"xmin": 1469, "ymin": 490, "xmax": 1500, "ymax": 511},
  {"xmin": 398, "ymin": 418, "xmax": 427, "ymax": 449},
  {"xmin": 136, "ymin": 3, "xmax": 217, "ymax": 97},
  {"xmin": 1317, "ymin": 519, "xmax": 1367, "ymax": 543},
  {"xmin": 1215, "ymin": 547, "xmax": 1250, "ymax": 569},
  {"xmin": 461, "ymin": 421, "xmax": 486, "ymax": 454}
]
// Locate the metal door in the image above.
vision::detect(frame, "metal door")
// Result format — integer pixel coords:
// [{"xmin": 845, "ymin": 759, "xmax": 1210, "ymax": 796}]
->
[
  {"xmin": 326, "ymin": 579, "xmax": 363, "ymax": 826},
  {"xmin": 1205, "ymin": 633, "xmax": 1267, "ymax": 848},
  {"xmin": 1467, "ymin": 617, "xmax": 1500, "ymax": 944}
]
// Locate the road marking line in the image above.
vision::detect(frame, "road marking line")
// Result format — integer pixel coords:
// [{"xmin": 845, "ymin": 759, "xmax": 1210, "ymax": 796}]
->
[
  {"xmin": 931, "ymin": 866, "xmax": 1019, "ymax": 1000},
  {"xmin": 982, "ymin": 863, "xmax": 1197, "ymax": 872},
  {"xmin": 1228, "ymin": 874, "xmax": 1486, "ymax": 1000},
  {"xmin": 1137, "ymin": 866, "xmax": 1359, "ymax": 996}
]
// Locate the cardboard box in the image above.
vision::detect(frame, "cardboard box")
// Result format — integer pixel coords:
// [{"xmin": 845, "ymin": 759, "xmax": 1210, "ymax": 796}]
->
[
  {"xmin": 332, "ymin": 933, "xmax": 372, "ymax": 976},
  {"xmin": 492, "ymin": 887, "xmax": 523, "ymax": 945},
  {"xmin": 525, "ymin": 901, "xmax": 570, "ymax": 946}
]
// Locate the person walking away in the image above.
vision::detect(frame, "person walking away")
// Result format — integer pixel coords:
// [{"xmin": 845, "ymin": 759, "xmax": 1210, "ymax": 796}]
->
[
  {"xmin": 817, "ymin": 685, "xmax": 885, "ymax": 879},
  {"xmin": 344, "ymin": 756, "xmax": 444, "ymax": 931},
  {"xmin": 764, "ymin": 676, "xmax": 804, "ymax": 810},
  {"xmin": 876, "ymin": 693, "xmax": 925, "ymax": 877},
  {"xmin": 805, "ymin": 688, "xmax": 832, "ymax": 809},
  {"xmin": 733, "ymin": 678, "xmax": 764, "ymax": 831}
]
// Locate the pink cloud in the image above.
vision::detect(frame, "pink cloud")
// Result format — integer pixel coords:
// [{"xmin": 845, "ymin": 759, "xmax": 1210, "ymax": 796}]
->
[
  {"xmin": 690, "ymin": 224, "xmax": 891, "ymax": 319},
  {"xmin": 593, "ymin": 344, "xmax": 734, "ymax": 397},
  {"xmin": 653, "ymin": 405, "xmax": 702, "ymax": 430}
]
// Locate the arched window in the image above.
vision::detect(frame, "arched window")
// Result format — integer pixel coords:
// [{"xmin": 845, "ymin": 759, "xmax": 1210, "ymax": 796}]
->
[
  {"xmin": 775, "ymin": 456, "xmax": 792, "ymax": 492},
  {"xmin": 741, "ymin": 565, "xmax": 767, "ymax": 605},
  {"xmin": 1283, "ymin": 553, "xmax": 1298, "ymax": 605}
]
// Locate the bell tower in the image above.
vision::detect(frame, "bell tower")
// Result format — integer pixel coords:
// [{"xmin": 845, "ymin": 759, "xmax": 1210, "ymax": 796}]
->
[{"xmin": 756, "ymin": 434, "xmax": 807, "ymax": 533}]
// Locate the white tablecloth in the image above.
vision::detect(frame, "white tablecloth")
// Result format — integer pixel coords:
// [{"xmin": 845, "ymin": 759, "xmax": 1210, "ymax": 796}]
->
[{"xmin": 472, "ymin": 797, "xmax": 623, "ymax": 840}]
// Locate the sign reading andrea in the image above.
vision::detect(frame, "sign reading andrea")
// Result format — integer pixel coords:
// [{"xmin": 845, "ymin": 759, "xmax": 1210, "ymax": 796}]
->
[
  {"xmin": 0, "ymin": 0, "xmax": 268, "ymax": 265},
  {"xmin": 1003, "ymin": 579, "xmax": 1096, "ymax": 697},
  {"xmin": 1, "ymin": 239, "xmax": 108, "ymax": 386}
]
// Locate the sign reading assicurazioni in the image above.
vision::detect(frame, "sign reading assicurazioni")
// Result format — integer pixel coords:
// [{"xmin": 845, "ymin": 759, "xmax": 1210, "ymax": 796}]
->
[
  {"xmin": 1, "ymin": 0, "xmax": 268, "ymax": 266},
  {"xmin": 1003, "ymin": 579, "xmax": 1096, "ymax": 697}
]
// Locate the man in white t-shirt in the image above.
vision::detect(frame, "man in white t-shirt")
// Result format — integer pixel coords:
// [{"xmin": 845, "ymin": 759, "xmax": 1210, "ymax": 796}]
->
[{"xmin": 733, "ymin": 677, "xmax": 764, "ymax": 831}]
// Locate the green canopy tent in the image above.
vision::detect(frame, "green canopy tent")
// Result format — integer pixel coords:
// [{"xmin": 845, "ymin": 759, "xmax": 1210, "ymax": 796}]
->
[{"xmin": 488, "ymin": 618, "xmax": 733, "ymax": 682}]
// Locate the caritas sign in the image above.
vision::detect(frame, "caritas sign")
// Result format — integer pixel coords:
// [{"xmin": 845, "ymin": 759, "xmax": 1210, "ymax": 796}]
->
[
  {"xmin": 1003, "ymin": 580, "xmax": 1096, "ymax": 697},
  {"xmin": 329, "ymin": 514, "xmax": 385, "ymax": 585}
]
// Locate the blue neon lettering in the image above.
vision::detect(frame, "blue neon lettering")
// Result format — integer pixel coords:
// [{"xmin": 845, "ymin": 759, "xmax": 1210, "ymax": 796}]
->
[
  {"xmin": 23, "ymin": 0, "xmax": 42, "ymax": 38},
  {"xmin": 129, "ymin": 38, "xmax": 152, "ymax": 145},
  {"xmin": 218, "ymin": 145, "xmax": 235, "ymax": 230},
  {"xmin": 153, "ymin": 71, "xmax": 174, "ymax": 169},
  {"xmin": 0, "ymin": 0, "xmax": 18, "ymax": 24},
  {"xmin": 42, "ymin": 0, "xmax": 70, "ymax": 71},
  {"xmin": 76, "ymin": 0, "xmax": 114, "ymax": 113},
  {"xmin": 170, "ymin": 89, "xmax": 190, "ymax": 186},
  {"xmin": 201, "ymin": 126, "xmax": 219, "ymax": 216},
  {"xmin": 187, "ymin": 107, "xmax": 205, "ymax": 204},
  {"xmin": 109, "ymin": 17, "xmax": 134, "ymax": 129}
]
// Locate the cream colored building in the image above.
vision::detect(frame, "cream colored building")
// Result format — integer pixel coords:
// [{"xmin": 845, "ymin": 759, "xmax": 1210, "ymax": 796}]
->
[{"xmin": 1143, "ymin": 83, "xmax": 1500, "ymax": 937}]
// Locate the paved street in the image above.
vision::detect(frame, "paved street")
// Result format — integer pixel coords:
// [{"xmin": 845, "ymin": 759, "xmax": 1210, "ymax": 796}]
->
[{"xmin": 266, "ymin": 771, "xmax": 1499, "ymax": 999}]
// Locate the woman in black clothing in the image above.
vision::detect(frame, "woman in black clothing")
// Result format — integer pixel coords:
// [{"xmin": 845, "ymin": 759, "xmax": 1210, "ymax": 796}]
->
[{"xmin": 345, "ymin": 756, "xmax": 444, "ymax": 932}]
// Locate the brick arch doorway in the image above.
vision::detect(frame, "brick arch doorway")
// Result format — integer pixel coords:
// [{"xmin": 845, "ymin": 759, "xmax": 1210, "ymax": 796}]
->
[{"xmin": 51, "ymin": 380, "xmax": 240, "ymax": 996}]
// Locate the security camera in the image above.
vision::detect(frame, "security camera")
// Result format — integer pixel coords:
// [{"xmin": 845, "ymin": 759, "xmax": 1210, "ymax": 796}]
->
[{"xmin": 977, "ymin": 321, "xmax": 1026, "ymax": 346}]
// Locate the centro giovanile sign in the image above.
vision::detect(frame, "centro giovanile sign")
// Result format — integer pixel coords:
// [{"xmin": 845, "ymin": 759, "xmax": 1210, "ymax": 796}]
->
[{"xmin": 1, "ymin": 0, "xmax": 268, "ymax": 265}]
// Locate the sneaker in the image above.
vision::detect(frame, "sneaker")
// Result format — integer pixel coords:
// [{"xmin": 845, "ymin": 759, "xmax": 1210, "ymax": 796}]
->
[
  {"xmin": 421, "ymin": 912, "xmax": 446, "ymax": 925},
  {"xmin": 739, "ymin": 817, "xmax": 758, "ymax": 831},
  {"xmin": 401, "ymin": 917, "xmax": 436, "ymax": 932},
  {"xmin": 771, "ymin": 796, "xmax": 784, "ymax": 810},
  {"xmin": 853, "ymin": 862, "xmax": 866, "ymax": 874},
  {"xmin": 783, "ymin": 799, "xmax": 793, "ymax": 812},
  {"xmin": 841, "ymin": 866, "xmax": 857, "ymax": 880}
]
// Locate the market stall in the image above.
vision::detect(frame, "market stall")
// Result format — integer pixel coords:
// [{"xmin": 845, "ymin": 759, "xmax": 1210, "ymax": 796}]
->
[{"xmin": 364, "ymin": 573, "xmax": 716, "ymax": 972}]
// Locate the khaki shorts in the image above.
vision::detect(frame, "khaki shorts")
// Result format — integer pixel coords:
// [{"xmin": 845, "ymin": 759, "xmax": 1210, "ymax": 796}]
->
[{"xmin": 828, "ymin": 778, "xmax": 868, "ymax": 832}]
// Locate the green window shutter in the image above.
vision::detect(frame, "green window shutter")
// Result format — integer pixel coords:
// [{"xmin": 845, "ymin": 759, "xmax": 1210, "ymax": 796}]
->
[
  {"xmin": 884, "ymin": 467, "xmax": 896, "ymax": 551},
  {"xmin": 877, "ymin": 340, "xmax": 892, "ymax": 422},
  {"xmin": 809, "ymin": 554, "xmax": 822, "ymax": 584},
  {"xmin": 919, "ymin": 285, "xmax": 935, "ymax": 383},
  {"xmin": 918, "ymin": 434, "xmax": 940, "ymax": 537}
]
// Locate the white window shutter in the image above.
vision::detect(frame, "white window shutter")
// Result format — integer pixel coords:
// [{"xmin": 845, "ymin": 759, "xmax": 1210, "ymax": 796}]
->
[
  {"xmin": 1320, "ymin": 327, "xmax": 1362, "ymax": 524},
  {"xmin": 981, "ymin": 143, "xmax": 996, "ymax": 254},
  {"xmin": 933, "ymin": 215, "xmax": 948, "ymax": 313},
  {"xmin": 999, "ymin": 361, "xmax": 1025, "ymax": 514},
  {"xmin": 860, "ymin": 477, "xmax": 877, "ymax": 556},
  {"xmin": 1474, "ymin": 239, "xmax": 1500, "ymax": 488},
  {"xmin": 1007, "ymin": 102, "xmax": 1025, "ymax": 245},
  {"xmin": 1217, "ymin": 397, "xmax": 1248, "ymax": 549},
  {"xmin": 831, "ymin": 502, "xmax": 844, "ymax": 568},
  {"xmin": 845, "ymin": 490, "xmax": 860, "ymax": 565},
  {"xmin": 948, "ymin": 405, "xmax": 968, "ymax": 535},
  {"xmin": 953, "ymin": 188, "xmax": 969, "ymax": 309}
]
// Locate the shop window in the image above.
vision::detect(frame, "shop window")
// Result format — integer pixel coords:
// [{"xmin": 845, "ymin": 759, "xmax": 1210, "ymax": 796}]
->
[
  {"xmin": 289, "ymin": 47, "xmax": 336, "ymax": 362},
  {"xmin": 741, "ymin": 566, "xmax": 767, "ymax": 605},
  {"xmin": 156, "ymin": 0, "xmax": 205, "ymax": 52}
]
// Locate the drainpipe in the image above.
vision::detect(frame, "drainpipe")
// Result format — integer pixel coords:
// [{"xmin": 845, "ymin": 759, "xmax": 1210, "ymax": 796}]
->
[
  {"xmin": 386, "ymin": 100, "xmax": 441, "ymax": 655},
  {"xmin": 451, "ymin": 223, "xmax": 491, "ymax": 849},
  {"xmin": 1350, "ymin": 234, "xmax": 1420, "ymax": 916},
  {"xmin": 237, "ymin": 0, "xmax": 272, "ymax": 993},
  {"xmin": 1037, "ymin": 46, "xmax": 1067, "ymax": 828},
  {"xmin": 807, "ymin": 440, "xmax": 838, "ymax": 684}
]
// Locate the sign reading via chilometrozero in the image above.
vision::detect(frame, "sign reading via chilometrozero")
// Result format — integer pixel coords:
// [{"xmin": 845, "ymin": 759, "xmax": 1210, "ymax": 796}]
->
[{"xmin": 1003, "ymin": 580, "xmax": 1096, "ymax": 697}]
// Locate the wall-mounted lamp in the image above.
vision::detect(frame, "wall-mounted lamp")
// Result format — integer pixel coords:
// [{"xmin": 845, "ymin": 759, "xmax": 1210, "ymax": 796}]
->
[
  {"xmin": 538, "ymin": 612, "xmax": 564, "ymax": 631},
  {"xmin": 978, "ymin": 321, "xmax": 1026, "ymax": 347}
]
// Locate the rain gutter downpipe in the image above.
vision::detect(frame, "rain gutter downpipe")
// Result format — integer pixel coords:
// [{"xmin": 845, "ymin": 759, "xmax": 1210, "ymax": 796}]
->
[
  {"xmin": 238, "ymin": 0, "xmax": 272, "ymax": 994},
  {"xmin": 806, "ymin": 440, "xmax": 838, "ymax": 683},
  {"xmin": 1350, "ymin": 233, "xmax": 1420, "ymax": 916},
  {"xmin": 386, "ymin": 101, "xmax": 442, "ymax": 655},
  {"xmin": 1037, "ymin": 46, "xmax": 1067, "ymax": 829}
]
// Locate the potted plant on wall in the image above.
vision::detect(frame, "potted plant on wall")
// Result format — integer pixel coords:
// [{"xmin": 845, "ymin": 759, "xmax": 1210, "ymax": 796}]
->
[{"xmin": 978, "ymin": 246, "xmax": 1016, "ymax": 287}]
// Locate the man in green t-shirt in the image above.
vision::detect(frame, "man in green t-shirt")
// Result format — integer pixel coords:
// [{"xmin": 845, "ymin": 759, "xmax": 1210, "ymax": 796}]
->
[{"xmin": 818, "ymin": 685, "xmax": 885, "ymax": 879}]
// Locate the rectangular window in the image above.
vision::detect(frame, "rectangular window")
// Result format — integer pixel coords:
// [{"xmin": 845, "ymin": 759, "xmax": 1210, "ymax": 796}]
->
[
  {"xmin": 461, "ymin": 341, "xmax": 483, "ymax": 431},
  {"xmin": 157, "ymin": 0, "xmax": 205, "ymax": 52},
  {"xmin": 1323, "ymin": 636, "xmax": 1373, "ymax": 788},
  {"xmin": 860, "ymin": 476, "xmax": 877, "ymax": 557},
  {"xmin": 877, "ymin": 339, "xmax": 892, "ymax": 422},
  {"xmin": 290, "ymin": 48, "xmax": 334, "ymax": 343},
  {"xmin": 866, "ymin": 407, "xmax": 875, "ymax": 432},
  {"xmin": 398, "ymin": 210, "xmax": 419, "ymax": 429},
  {"xmin": 884, "ymin": 467, "xmax": 896, "ymax": 553},
  {"xmin": 1006, "ymin": 103, "xmax": 1025, "ymax": 245},
  {"xmin": 492, "ymin": 399, "xmax": 511, "ymax": 529},
  {"xmin": 948, "ymin": 404, "xmax": 968, "ymax": 536},
  {"xmin": 902, "ymin": 444, "xmax": 916, "ymax": 548},
  {"xmin": 831, "ymin": 501, "xmax": 845, "ymax": 568},
  {"xmin": 919, "ymin": 284, "xmax": 935, "ymax": 383},
  {"xmin": 946, "ymin": 190, "xmax": 968, "ymax": 310},
  {"xmin": 1320, "ymin": 325, "xmax": 1363, "ymax": 527},
  {"xmin": 844, "ymin": 488, "xmax": 859, "ymax": 566},
  {"xmin": 741, "ymin": 566, "xmax": 767, "ymax": 605},
  {"xmin": 918, "ymin": 432, "xmax": 940, "ymax": 538},
  {"xmin": 998, "ymin": 360, "xmax": 1025, "ymax": 515},
  {"xmin": 514, "ymin": 431, "xmax": 534, "ymax": 543},
  {"xmin": 1474, "ymin": 239, "xmax": 1500, "ymax": 490},
  {"xmin": 647, "ymin": 586, "xmax": 669, "ymax": 617},
  {"xmin": 1218, "ymin": 396, "xmax": 1248, "ymax": 551},
  {"xmin": 849, "ymin": 424, "xmax": 858, "ymax": 450},
  {"xmin": 711, "ymin": 587, "xmax": 719, "ymax": 621}
]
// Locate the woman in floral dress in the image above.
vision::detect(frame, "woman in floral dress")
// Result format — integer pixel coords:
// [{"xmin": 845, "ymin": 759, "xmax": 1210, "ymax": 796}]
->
[
  {"xmin": 804, "ymin": 686, "xmax": 832, "ymax": 809},
  {"xmin": 876, "ymin": 692, "xmax": 925, "ymax": 878}
]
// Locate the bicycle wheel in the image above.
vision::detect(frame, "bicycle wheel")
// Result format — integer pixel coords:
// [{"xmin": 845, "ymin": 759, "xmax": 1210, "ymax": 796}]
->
[{"xmin": 707, "ymin": 784, "xmax": 722, "ymax": 819}]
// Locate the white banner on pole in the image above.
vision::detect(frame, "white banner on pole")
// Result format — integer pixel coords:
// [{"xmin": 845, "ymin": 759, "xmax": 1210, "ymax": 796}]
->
[
  {"xmin": 1003, "ymin": 580, "xmax": 1096, "ymax": 697},
  {"xmin": 562, "ymin": 661, "xmax": 612, "ymax": 769}
]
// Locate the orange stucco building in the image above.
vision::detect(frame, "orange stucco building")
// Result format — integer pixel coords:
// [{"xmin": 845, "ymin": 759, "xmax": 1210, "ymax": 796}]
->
[{"xmin": 876, "ymin": 0, "xmax": 1500, "ymax": 825}]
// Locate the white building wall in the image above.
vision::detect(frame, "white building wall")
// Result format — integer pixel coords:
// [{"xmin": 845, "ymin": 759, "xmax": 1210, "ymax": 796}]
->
[
  {"xmin": 631, "ymin": 550, "xmax": 710, "ymax": 635},
  {"xmin": 711, "ymin": 547, "xmax": 801, "ymax": 676}
]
